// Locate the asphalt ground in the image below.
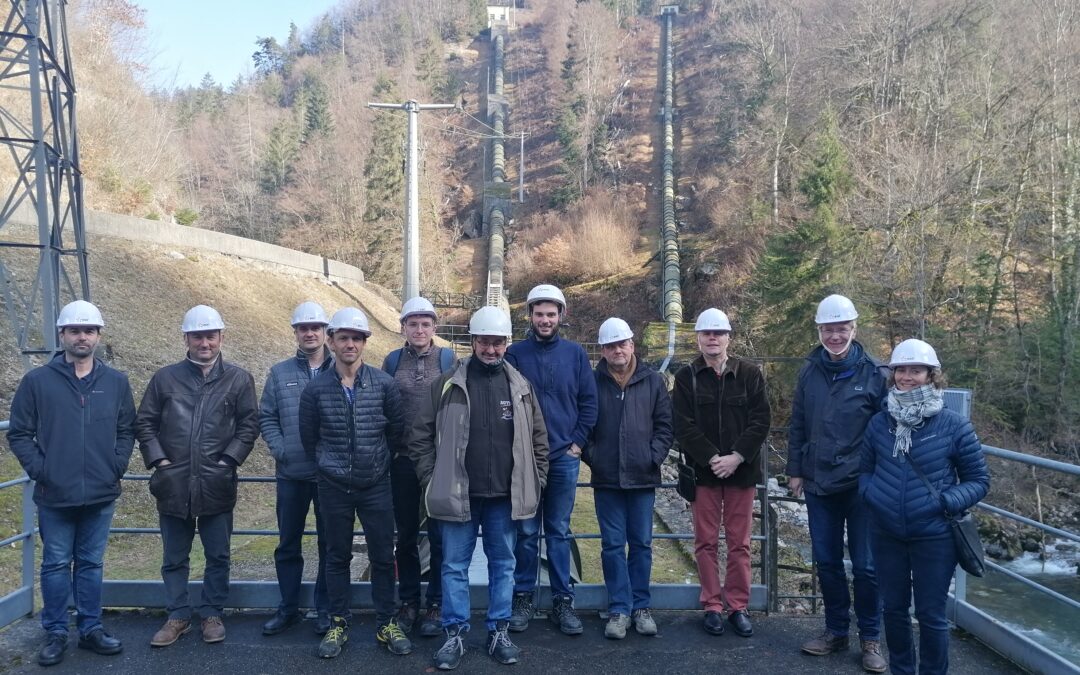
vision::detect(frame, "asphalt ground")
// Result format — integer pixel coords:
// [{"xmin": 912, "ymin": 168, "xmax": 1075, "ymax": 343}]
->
[{"xmin": 0, "ymin": 609, "xmax": 1022, "ymax": 674}]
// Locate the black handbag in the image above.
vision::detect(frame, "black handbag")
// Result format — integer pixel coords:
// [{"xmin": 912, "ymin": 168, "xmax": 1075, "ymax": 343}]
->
[
  {"xmin": 908, "ymin": 454, "xmax": 986, "ymax": 577},
  {"xmin": 676, "ymin": 455, "xmax": 696, "ymax": 502}
]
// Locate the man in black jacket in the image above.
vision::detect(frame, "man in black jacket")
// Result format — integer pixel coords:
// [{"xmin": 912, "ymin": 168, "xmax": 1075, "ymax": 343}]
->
[
  {"xmin": 260, "ymin": 301, "xmax": 334, "ymax": 637},
  {"xmin": 8, "ymin": 301, "xmax": 136, "ymax": 667},
  {"xmin": 136, "ymin": 305, "xmax": 258, "ymax": 648},
  {"xmin": 672, "ymin": 309, "xmax": 770, "ymax": 639},
  {"xmin": 298, "ymin": 307, "xmax": 412, "ymax": 659},
  {"xmin": 583, "ymin": 318, "xmax": 672, "ymax": 641}
]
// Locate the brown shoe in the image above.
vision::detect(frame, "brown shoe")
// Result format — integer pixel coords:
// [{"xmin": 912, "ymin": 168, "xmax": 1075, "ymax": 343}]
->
[
  {"xmin": 202, "ymin": 616, "xmax": 226, "ymax": 643},
  {"xmin": 861, "ymin": 639, "xmax": 887, "ymax": 673},
  {"xmin": 150, "ymin": 618, "xmax": 191, "ymax": 647},
  {"xmin": 801, "ymin": 630, "xmax": 849, "ymax": 655}
]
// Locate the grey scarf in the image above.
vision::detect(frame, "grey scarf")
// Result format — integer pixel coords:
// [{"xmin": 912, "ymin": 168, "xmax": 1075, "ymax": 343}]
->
[{"xmin": 887, "ymin": 384, "xmax": 944, "ymax": 458}]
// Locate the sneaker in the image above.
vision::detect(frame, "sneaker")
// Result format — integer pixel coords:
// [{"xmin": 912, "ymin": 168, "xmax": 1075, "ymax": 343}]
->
[
  {"xmin": 317, "ymin": 617, "xmax": 348, "ymax": 659},
  {"xmin": 419, "ymin": 603, "xmax": 442, "ymax": 637},
  {"xmin": 150, "ymin": 618, "xmax": 191, "ymax": 647},
  {"xmin": 396, "ymin": 603, "xmax": 419, "ymax": 634},
  {"xmin": 631, "ymin": 608, "xmax": 658, "ymax": 636},
  {"xmin": 801, "ymin": 630, "xmax": 849, "ymax": 655},
  {"xmin": 201, "ymin": 616, "xmax": 226, "ymax": 643},
  {"xmin": 434, "ymin": 625, "xmax": 467, "ymax": 670},
  {"xmin": 509, "ymin": 592, "xmax": 533, "ymax": 633},
  {"xmin": 549, "ymin": 595, "xmax": 583, "ymax": 635},
  {"xmin": 703, "ymin": 611, "xmax": 724, "ymax": 635},
  {"xmin": 376, "ymin": 620, "xmax": 414, "ymax": 655},
  {"xmin": 861, "ymin": 639, "xmax": 887, "ymax": 673},
  {"xmin": 487, "ymin": 621, "xmax": 520, "ymax": 664},
  {"xmin": 604, "ymin": 613, "xmax": 630, "ymax": 640}
]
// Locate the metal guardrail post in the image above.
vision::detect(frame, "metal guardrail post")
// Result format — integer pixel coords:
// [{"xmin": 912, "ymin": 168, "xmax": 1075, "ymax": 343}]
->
[{"xmin": 21, "ymin": 476, "xmax": 35, "ymax": 613}]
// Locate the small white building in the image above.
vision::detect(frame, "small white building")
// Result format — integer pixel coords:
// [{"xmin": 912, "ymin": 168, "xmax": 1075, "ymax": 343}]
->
[
  {"xmin": 660, "ymin": 4, "xmax": 680, "ymax": 16},
  {"xmin": 487, "ymin": 2, "xmax": 516, "ymax": 29}
]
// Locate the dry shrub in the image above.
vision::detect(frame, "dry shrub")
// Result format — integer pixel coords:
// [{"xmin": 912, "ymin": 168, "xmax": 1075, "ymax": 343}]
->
[{"xmin": 508, "ymin": 190, "xmax": 638, "ymax": 294}]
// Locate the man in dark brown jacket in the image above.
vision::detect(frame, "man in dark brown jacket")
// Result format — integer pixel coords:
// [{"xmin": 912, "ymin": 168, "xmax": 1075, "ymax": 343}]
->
[
  {"xmin": 672, "ymin": 308, "xmax": 770, "ymax": 639},
  {"xmin": 136, "ymin": 305, "xmax": 258, "ymax": 648}
]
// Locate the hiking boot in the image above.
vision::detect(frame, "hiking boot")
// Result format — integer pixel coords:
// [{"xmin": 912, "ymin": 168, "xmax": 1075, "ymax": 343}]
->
[
  {"xmin": 703, "ymin": 611, "xmax": 724, "ymax": 635},
  {"xmin": 727, "ymin": 610, "xmax": 753, "ymax": 637},
  {"xmin": 801, "ymin": 630, "xmax": 849, "ymax": 655},
  {"xmin": 549, "ymin": 595, "xmax": 583, "ymax": 635},
  {"xmin": 150, "ymin": 618, "xmax": 191, "ymax": 647},
  {"xmin": 632, "ymin": 608, "xmax": 658, "ymax": 636},
  {"xmin": 604, "ymin": 613, "xmax": 630, "ymax": 640},
  {"xmin": 201, "ymin": 616, "xmax": 226, "ymax": 643},
  {"xmin": 396, "ymin": 603, "xmax": 419, "ymax": 634},
  {"xmin": 37, "ymin": 633, "xmax": 67, "ymax": 666},
  {"xmin": 419, "ymin": 603, "xmax": 442, "ymax": 637},
  {"xmin": 434, "ymin": 624, "xmax": 467, "ymax": 670},
  {"xmin": 262, "ymin": 610, "xmax": 301, "ymax": 636},
  {"xmin": 509, "ymin": 592, "xmax": 534, "ymax": 633},
  {"xmin": 487, "ymin": 621, "xmax": 520, "ymax": 664},
  {"xmin": 77, "ymin": 628, "xmax": 122, "ymax": 655},
  {"xmin": 317, "ymin": 617, "xmax": 348, "ymax": 658},
  {"xmin": 861, "ymin": 639, "xmax": 887, "ymax": 673},
  {"xmin": 376, "ymin": 620, "xmax": 414, "ymax": 655}
]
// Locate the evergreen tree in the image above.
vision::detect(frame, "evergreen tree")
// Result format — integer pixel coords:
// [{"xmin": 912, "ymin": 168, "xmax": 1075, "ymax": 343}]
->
[
  {"xmin": 362, "ymin": 75, "xmax": 406, "ymax": 225},
  {"xmin": 300, "ymin": 74, "xmax": 334, "ymax": 141},
  {"xmin": 259, "ymin": 121, "xmax": 300, "ymax": 193}
]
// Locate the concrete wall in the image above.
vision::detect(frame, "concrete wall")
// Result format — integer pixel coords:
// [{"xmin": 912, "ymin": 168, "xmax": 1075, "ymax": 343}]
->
[{"xmin": 7, "ymin": 203, "xmax": 364, "ymax": 284}]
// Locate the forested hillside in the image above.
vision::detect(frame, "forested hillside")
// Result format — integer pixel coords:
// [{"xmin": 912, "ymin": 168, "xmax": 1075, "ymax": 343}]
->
[{"xmin": 33, "ymin": 0, "xmax": 1080, "ymax": 459}]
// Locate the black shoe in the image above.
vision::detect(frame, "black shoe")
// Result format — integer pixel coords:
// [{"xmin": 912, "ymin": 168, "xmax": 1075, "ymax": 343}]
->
[
  {"xmin": 549, "ymin": 595, "xmax": 583, "ymax": 635},
  {"xmin": 434, "ymin": 624, "xmax": 466, "ymax": 670},
  {"xmin": 77, "ymin": 628, "xmax": 122, "ymax": 655},
  {"xmin": 703, "ymin": 611, "xmax": 725, "ymax": 635},
  {"xmin": 38, "ymin": 633, "xmax": 67, "ymax": 666},
  {"xmin": 508, "ymin": 592, "xmax": 533, "ymax": 633},
  {"xmin": 487, "ymin": 621, "xmax": 520, "ymax": 664},
  {"xmin": 419, "ymin": 603, "xmax": 442, "ymax": 637},
  {"xmin": 313, "ymin": 611, "xmax": 331, "ymax": 635},
  {"xmin": 262, "ymin": 610, "xmax": 301, "ymax": 636},
  {"xmin": 396, "ymin": 603, "xmax": 419, "ymax": 634},
  {"xmin": 727, "ymin": 610, "xmax": 753, "ymax": 637}
]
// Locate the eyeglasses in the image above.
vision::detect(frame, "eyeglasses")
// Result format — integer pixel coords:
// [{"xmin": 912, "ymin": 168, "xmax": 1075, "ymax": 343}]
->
[{"xmin": 818, "ymin": 327, "xmax": 853, "ymax": 337}]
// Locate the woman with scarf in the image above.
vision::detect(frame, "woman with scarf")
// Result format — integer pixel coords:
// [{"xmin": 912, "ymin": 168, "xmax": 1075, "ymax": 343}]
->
[{"xmin": 859, "ymin": 339, "xmax": 990, "ymax": 675}]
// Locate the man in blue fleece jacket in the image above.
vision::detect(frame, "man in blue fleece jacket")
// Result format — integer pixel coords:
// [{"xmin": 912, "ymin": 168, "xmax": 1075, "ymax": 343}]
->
[{"xmin": 504, "ymin": 284, "xmax": 598, "ymax": 635}]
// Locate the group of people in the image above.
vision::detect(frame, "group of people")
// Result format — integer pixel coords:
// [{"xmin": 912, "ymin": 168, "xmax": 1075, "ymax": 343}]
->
[{"xmin": 7, "ymin": 285, "xmax": 989, "ymax": 674}]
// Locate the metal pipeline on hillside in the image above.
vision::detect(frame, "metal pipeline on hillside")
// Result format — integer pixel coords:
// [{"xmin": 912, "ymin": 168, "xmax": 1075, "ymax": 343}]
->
[
  {"xmin": 661, "ymin": 12, "xmax": 683, "ymax": 325},
  {"xmin": 485, "ymin": 33, "xmax": 510, "ymax": 313}
]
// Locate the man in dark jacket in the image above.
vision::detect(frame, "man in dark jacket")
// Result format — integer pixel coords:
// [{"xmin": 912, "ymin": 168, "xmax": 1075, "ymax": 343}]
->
[
  {"xmin": 504, "ymin": 284, "xmax": 597, "ymax": 635},
  {"xmin": 8, "ymin": 301, "xmax": 135, "ymax": 667},
  {"xmin": 583, "ymin": 318, "xmax": 672, "ymax": 641},
  {"xmin": 382, "ymin": 296, "xmax": 454, "ymax": 637},
  {"xmin": 408, "ymin": 306, "xmax": 549, "ymax": 670},
  {"xmin": 672, "ymin": 308, "xmax": 770, "ymax": 639},
  {"xmin": 136, "ymin": 305, "xmax": 258, "ymax": 648},
  {"xmin": 787, "ymin": 295, "xmax": 887, "ymax": 673},
  {"xmin": 259, "ymin": 301, "xmax": 334, "ymax": 637},
  {"xmin": 298, "ymin": 307, "xmax": 412, "ymax": 659}
]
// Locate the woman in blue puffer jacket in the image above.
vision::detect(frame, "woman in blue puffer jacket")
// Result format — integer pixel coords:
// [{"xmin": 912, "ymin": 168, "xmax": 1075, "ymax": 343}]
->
[{"xmin": 859, "ymin": 339, "xmax": 990, "ymax": 675}]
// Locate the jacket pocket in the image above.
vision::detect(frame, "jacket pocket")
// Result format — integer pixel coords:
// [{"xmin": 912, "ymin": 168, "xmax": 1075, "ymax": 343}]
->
[
  {"xmin": 149, "ymin": 462, "xmax": 184, "ymax": 504},
  {"xmin": 201, "ymin": 461, "xmax": 239, "ymax": 512}
]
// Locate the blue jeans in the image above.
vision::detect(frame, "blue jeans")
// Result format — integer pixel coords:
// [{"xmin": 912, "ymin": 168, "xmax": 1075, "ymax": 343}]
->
[
  {"xmin": 37, "ymin": 501, "xmax": 116, "ymax": 637},
  {"xmin": 274, "ymin": 478, "xmax": 328, "ymax": 615},
  {"xmin": 514, "ymin": 454, "xmax": 579, "ymax": 597},
  {"xmin": 318, "ymin": 480, "xmax": 397, "ymax": 625},
  {"xmin": 160, "ymin": 511, "xmax": 233, "ymax": 619},
  {"xmin": 805, "ymin": 488, "xmax": 880, "ymax": 639},
  {"xmin": 391, "ymin": 455, "xmax": 442, "ymax": 607},
  {"xmin": 872, "ymin": 530, "xmax": 957, "ymax": 675},
  {"xmin": 440, "ymin": 497, "xmax": 516, "ymax": 632},
  {"xmin": 594, "ymin": 488, "xmax": 654, "ymax": 615}
]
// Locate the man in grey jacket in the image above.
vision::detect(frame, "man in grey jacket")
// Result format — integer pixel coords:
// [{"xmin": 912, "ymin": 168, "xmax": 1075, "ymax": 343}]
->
[
  {"xmin": 787, "ymin": 295, "xmax": 888, "ymax": 673},
  {"xmin": 260, "ymin": 302, "xmax": 334, "ymax": 637},
  {"xmin": 408, "ymin": 307, "xmax": 549, "ymax": 671}
]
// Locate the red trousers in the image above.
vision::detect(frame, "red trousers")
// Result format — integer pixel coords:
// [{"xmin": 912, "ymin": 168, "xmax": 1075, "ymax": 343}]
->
[{"xmin": 691, "ymin": 484, "xmax": 755, "ymax": 612}]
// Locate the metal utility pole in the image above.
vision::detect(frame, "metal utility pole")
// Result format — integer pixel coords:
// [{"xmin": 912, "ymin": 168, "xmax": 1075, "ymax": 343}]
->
[
  {"xmin": 0, "ymin": 0, "xmax": 89, "ymax": 369},
  {"xmin": 367, "ymin": 99, "xmax": 455, "ymax": 302}
]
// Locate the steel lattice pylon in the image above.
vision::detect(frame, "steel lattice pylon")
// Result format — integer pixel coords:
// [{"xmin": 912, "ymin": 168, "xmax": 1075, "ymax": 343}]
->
[{"xmin": 0, "ymin": 0, "xmax": 88, "ymax": 370}]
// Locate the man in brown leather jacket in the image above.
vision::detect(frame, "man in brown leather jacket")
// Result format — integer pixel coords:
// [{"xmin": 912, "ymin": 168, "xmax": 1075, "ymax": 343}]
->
[{"xmin": 136, "ymin": 305, "xmax": 258, "ymax": 648}]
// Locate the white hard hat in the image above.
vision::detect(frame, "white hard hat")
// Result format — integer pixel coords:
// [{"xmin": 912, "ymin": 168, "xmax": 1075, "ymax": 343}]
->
[
  {"xmin": 400, "ymin": 296, "xmax": 438, "ymax": 322},
  {"xmin": 327, "ymin": 307, "xmax": 372, "ymax": 336},
  {"xmin": 182, "ymin": 305, "xmax": 225, "ymax": 333},
  {"xmin": 291, "ymin": 301, "xmax": 329, "ymax": 326},
  {"xmin": 889, "ymin": 338, "xmax": 941, "ymax": 368},
  {"xmin": 694, "ymin": 308, "xmax": 732, "ymax": 332},
  {"xmin": 56, "ymin": 300, "xmax": 104, "ymax": 329},
  {"xmin": 815, "ymin": 294, "xmax": 859, "ymax": 324},
  {"xmin": 526, "ymin": 284, "xmax": 566, "ymax": 313},
  {"xmin": 469, "ymin": 306, "xmax": 513, "ymax": 337},
  {"xmin": 598, "ymin": 317, "xmax": 633, "ymax": 345}
]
